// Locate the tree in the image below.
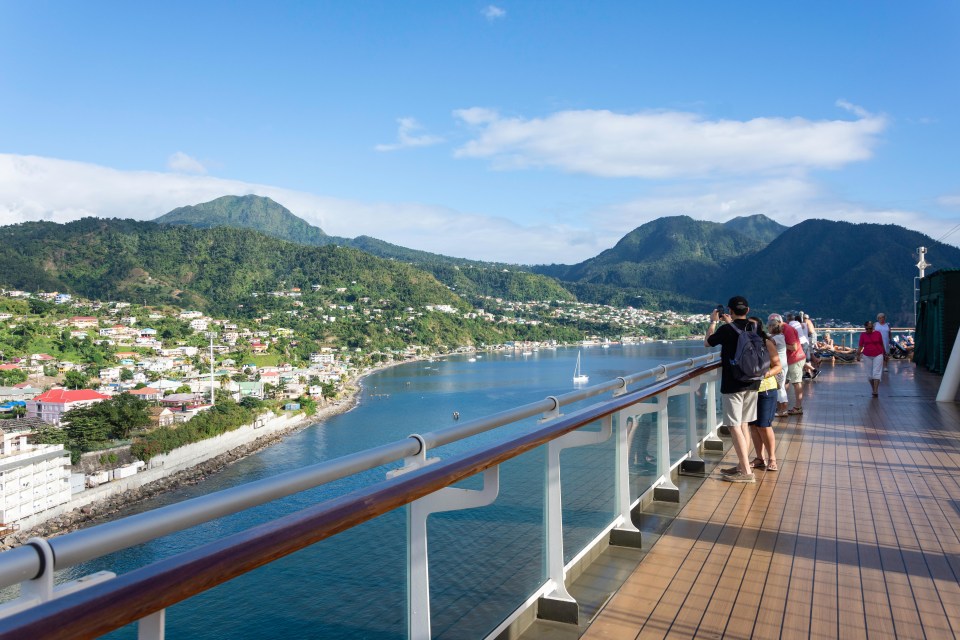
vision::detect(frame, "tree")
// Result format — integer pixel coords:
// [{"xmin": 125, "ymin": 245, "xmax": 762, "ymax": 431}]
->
[
  {"xmin": 106, "ymin": 393, "xmax": 151, "ymax": 439},
  {"xmin": 63, "ymin": 407, "xmax": 111, "ymax": 452},
  {"xmin": 120, "ymin": 368, "xmax": 134, "ymax": 381},
  {"xmin": 64, "ymin": 370, "xmax": 89, "ymax": 390},
  {"xmin": 0, "ymin": 368, "xmax": 27, "ymax": 386}
]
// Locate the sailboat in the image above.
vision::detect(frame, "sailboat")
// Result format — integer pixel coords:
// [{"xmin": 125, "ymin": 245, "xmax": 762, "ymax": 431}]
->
[{"xmin": 573, "ymin": 351, "xmax": 589, "ymax": 384}]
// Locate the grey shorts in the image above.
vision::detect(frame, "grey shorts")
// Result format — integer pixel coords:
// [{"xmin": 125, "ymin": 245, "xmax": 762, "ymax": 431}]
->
[{"xmin": 722, "ymin": 390, "xmax": 758, "ymax": 427}]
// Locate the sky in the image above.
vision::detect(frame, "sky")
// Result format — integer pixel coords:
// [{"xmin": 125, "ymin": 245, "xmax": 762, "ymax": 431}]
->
[{"xmin": 1, "ymin": 1, "xmax": 958, "ymax": 265}]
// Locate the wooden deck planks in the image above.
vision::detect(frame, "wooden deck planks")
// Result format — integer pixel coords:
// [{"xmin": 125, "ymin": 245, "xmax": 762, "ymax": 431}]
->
[{"xmin": 582, "ymin": 361, "xmax": 960, "ymax": 640}]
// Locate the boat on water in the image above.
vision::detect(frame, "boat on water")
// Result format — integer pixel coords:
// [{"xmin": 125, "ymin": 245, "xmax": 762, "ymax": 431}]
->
[{"xmin": 572, "ymin": 351, "xmax": 589, "ymax": 384}]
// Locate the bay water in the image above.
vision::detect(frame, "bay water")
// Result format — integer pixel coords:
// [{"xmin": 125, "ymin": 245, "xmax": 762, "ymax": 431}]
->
[{"xmin": 64, "ymin": 341, "xmax": 709, "ymax": 639}]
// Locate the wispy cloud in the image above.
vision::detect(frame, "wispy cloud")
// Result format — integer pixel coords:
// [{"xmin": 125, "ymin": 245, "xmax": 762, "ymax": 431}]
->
[
  {"xmin": 167, "ymin": 151, "xmax": 207, "ymax": 175},
  {"xmin": 453, "ymin": 103, "xmax": 888, "ymax": 178},
  {"xmin": 482, "ymin": 5, "xmax": 506, "ymax": 20},
  {"xmin": 1, "ymin": 153, "xmax": 955, "ymax": 266},
  {"xmin": 0, "ymin": 153, "xmax": 568, "ymax": 263},
  {"xmin": 374, "ymin": 117, "xmax": 444, "ymax": 152},
  {"xmin": 590, "ymin": 176, "xmax": 960, "ymax": 252}
]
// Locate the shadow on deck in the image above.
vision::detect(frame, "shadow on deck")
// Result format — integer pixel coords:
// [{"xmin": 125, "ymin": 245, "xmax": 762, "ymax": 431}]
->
[{"xmin": 519, "ymin": 359, "xmax": 960, "ymax": 640}]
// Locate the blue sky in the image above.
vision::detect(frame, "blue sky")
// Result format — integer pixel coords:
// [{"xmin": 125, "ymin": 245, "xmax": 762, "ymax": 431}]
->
[{"xmin": 1, "ymin": 1, "xmax": 958, "ymax": 264}]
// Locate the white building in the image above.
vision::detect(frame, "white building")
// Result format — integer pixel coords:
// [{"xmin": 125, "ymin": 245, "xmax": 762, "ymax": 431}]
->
[{"xmin": 0, "ymin": 425, "xmax": 71, "ymax": 528}]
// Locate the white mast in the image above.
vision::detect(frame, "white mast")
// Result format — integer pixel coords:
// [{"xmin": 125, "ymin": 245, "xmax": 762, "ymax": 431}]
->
[
  {"xmin": 207, "ymin": 331, "xmax": 217, "ymax": 405},
  {"xmin": 915, "ymin": 247, "xmax": 930, "ymax": 325}
]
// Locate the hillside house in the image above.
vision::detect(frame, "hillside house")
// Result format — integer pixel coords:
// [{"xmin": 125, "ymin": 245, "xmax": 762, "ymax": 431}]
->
[
  {"xmin": 127, "ymin": 387, "xmax": 163, "ymax": 402},
  {"xmin": 68, "ymin": 316, "xmax": 98, "ymax": 329},
  {"xmin": 146, "ymin": 406, "xmax": 175, "ymax": 428},
  {"xmin": 27, "ymin": 389, "xmax": 111, "ymax": 427}
]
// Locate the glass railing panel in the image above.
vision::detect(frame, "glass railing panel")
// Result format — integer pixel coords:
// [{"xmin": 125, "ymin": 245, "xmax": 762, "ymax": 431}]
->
[
  {"xmin": 99, "ymin": 512, "xmax": 407, "ymax": 640},
  {"xmin": 427, "ymin": 447, "xmax": 546, "ymax": 639},
  {"xmin": 627, "ymin": 409, "xmax": 660, "ymax": 502},
  {"xmin": 667, "ymin": 393, "xmax": 689, "ymax": 465},
  {"xmin": 558, "ymin": 419, "xmax": 617, "ymax": 564}
]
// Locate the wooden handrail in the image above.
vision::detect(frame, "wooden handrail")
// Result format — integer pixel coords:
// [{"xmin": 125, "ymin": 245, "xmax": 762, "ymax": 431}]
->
[{"xmin": 0, "ymin": 362, "xmax": 719, "ymax": 639}]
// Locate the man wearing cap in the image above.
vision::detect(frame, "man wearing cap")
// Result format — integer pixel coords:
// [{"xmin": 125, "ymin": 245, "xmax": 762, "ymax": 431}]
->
[
  {"xmin": 782, "ymin": 314, "xmax": 806, "ymax": 415},
  {"xmin": 704, "ymin": 295, "xmax": 761, "ymax": 483}
]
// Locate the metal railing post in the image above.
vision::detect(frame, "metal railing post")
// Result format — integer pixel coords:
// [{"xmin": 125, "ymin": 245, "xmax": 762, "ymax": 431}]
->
[
  {"xmin": 407, "ymin": 466, "xmax": 500, "ymax": 640},
  {"xmin": 701, "ymin": 375, "xmax": 724, "ymax": 452},
  {"xmin": 653, "ymin": 397, "xmax": 680, "ymax": 502},
  {"xmin": 610, "ymin": 410, "xmax": 642, "ymax": 548},
  {"xmin": 138, "ymin": 611, "xmax": 165, "ymax": 640},
  {"xmin": 539, "ymin": 415, "xmax": 612, "ymax": 624},
  {"xmin": 681, "ymin": 378, "xmax": 705, "ymax": 472}
]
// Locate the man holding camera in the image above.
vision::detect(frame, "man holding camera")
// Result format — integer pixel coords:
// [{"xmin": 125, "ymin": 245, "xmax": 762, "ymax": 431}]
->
[{"xmin": 704, "ymin": 296, "xmax": 761, "ymax": 483}]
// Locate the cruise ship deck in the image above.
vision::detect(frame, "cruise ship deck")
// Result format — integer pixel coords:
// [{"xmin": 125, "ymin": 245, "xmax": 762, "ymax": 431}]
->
[{"xmin": 567, "ymin": 359, "xmax": 960, "ymax": 640}]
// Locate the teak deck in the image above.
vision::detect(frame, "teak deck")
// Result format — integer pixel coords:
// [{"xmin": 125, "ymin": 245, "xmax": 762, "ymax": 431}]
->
[{"xmin": 583, "ymin": 359, "xmax": 960, "ymax": 640}]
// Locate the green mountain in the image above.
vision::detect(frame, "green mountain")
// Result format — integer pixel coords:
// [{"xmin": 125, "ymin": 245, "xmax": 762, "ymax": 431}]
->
[
  {"xmin": 531, "ymin": 215, "xmax": 959, "ymax": 324},
  {"xmin": 0, "ymin": 218, "xmax": 463, "ymax": 316},
  {"xmin": 533, "ymin": 216, "xmax": 765, "ymax": 308},
  {"xmin": 155, "ymin": 195, "xmax": 330, "ymax": 246},
  {"xmin": 717, "ymin": 219, "xmax": 960, "ymax": 326},
  {"xmin": 723, "ymin": 214, "xmax": 787, "ymax": 245},
  {"xmin": 153, "ymin": 196, "xmax": 575, "ymax": 303}
]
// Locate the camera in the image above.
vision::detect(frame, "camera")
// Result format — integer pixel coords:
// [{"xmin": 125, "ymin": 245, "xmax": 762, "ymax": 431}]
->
[{"xmin": 715, "ymin": 304, "xmax": 725, "ymax": 314}]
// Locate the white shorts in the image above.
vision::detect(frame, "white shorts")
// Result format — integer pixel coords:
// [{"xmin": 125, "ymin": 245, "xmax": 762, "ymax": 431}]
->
[
  {"xmin": 722, "ymin": 390, "xmax": 758, "ymax": 427},
  {"xmin": 863, "ymin": 354, "xmax": 883, "ymax": 380}
]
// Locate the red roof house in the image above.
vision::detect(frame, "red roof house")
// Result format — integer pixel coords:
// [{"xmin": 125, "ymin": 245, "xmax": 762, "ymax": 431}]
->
[{"xmin": 27, "ymin": 388, "xmax": 111, "ymax": 426}]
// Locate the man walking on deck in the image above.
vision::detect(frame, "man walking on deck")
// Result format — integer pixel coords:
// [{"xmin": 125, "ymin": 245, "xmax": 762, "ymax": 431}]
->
[
  {"xmin": 782, "ymin": 317, "xmax": 806, "ymax": 415},
  {"xmin": 705, "ymin": 296, "xmax": 761, "ymax": 483}
]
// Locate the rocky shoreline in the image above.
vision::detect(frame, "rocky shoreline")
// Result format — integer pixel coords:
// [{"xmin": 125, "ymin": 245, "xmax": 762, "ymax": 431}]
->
[{"xmin": 1, "ymin": 380, "xmax": 365, "ymax": 551}]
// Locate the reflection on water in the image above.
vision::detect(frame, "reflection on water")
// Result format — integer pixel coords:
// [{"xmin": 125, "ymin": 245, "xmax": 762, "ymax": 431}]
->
[{"xmin": 38, "ymin": 343, "xmax": 711, "ymax": 639}]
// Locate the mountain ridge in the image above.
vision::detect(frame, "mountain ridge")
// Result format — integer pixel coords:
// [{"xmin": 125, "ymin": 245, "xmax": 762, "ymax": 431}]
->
[{"xmin": 5, "ymin": 195, "xmax": 952, "ymax": 326}]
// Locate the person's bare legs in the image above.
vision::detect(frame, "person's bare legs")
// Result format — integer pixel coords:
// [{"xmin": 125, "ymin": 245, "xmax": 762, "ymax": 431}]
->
[
  {"xmin": 749, "ymin": 425, "xmax": 764, "ymax": 464},
  {"xmin": 791, "ymin": 382, "xmax": 804, "ymax": 410},
  {"xmin": 758, "ymin": 427, "xmax": 777, "ymax": 468},
  {"xmin": 729, "ymin": 422, "xmax": 754, "ymax": 475}
]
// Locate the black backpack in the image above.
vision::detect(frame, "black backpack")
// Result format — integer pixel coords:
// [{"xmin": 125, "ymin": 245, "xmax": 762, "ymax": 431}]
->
[{"xmin": 729, "ymin": 321, "xmax": 771, "ymax": 383}]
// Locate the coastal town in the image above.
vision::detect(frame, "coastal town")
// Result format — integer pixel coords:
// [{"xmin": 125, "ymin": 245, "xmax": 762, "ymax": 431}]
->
[{"xmin": 0, "ymin": 286, "xmax": 713, "ymax": 542}]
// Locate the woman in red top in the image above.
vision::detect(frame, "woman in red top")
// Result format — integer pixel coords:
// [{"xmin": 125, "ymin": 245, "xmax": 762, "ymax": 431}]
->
[{"xmin": 856, "ymin": 320, "xmax": 885, "ymax": 397}]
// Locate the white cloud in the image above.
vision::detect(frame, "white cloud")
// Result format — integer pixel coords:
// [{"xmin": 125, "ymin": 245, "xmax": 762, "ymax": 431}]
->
[
  {"xmin": 167, "ymin": 151, "xmax": 207, "ymax": 174},
  {"xmin": 374, "ymin": 117, "xmax": 444, "ymax": 152},
  {"xmin": 590, "ymin": 176, "xmax": 960, "ymax": 253},
  {"xmin": 1, "ymin": 153, "xmax": 955, "ymax": 268},
  {"xmin": 0, "ymin": 153, "xmax": 570, "ymax": 263},
  {"xmin": 454, "ymin": 105, "xmax": 888, "ymax": 178},
  {"xmin": 482, "ymin": 5, "xmax": 506, "ymax": 20},
  {"xmin": 938, "ymin": 194, "xmax": 960, "ymax": 208}
]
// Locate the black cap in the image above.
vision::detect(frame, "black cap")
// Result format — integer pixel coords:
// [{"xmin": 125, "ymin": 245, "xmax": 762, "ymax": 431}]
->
[{"xmin": 728, "ymin": 295, "xmax": 749, "ymax": 313}]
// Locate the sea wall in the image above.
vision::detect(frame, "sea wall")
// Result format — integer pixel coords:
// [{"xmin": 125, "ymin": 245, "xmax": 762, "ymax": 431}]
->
[{"xmin": 6, "ymin": 411, "xmax": 309, "ymax": 542}]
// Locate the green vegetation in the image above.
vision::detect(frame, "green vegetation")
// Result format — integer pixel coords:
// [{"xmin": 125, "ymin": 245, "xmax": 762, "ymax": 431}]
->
[
  {"xmin": 155, "ymin": 194, "xmax": 329, "ymax": 245},
  {"xmin": 34, "ymin": 394, "xmax": 152, "ymax": 464},
  {"xmin": 131, "ymin": 398, "xmax": 256, "ymax": 462}
]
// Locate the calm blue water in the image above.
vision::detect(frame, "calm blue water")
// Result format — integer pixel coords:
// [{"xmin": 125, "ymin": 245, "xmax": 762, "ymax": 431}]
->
[{"xmin": 59, "ymin": 342, "xmax": 711, "ymax": 639}]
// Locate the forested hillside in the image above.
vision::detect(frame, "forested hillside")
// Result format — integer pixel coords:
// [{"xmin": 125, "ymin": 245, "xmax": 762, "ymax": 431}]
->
[{"xmin": 0, "ymin": 218, "xmax": 463, "ymax": 315}]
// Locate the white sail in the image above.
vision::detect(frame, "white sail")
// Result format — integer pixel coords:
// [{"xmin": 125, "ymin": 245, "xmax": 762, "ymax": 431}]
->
[{"xmin": 573, "ymin": 351, "xmax": 589, "ymax": 383}]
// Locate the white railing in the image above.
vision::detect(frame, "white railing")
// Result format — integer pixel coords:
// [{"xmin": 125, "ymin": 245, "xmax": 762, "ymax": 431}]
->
[{"xmin": 0, "ymin": 353, "xmax": 722, "ymax": 639}]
